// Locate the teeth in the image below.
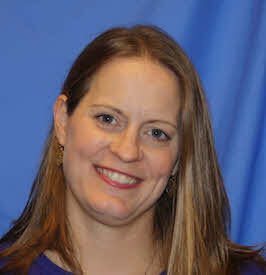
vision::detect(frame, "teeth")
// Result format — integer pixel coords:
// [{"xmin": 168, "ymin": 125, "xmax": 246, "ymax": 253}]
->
[{"xmin": 96, "ymin": 167, "xmax": 138, "ymax": 185}]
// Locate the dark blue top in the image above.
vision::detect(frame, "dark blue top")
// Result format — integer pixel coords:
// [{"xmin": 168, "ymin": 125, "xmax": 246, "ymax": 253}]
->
[
  {"xmin": 29, "ymin": 254, "xmax": 167, "ymax": 275},
  {"xmin": 0, "ymin": 252, "xmax": 265, "ymax": 274},
  {"xmin": 0, "ymin": 253, "xmax": 166, "ymax": 275}
]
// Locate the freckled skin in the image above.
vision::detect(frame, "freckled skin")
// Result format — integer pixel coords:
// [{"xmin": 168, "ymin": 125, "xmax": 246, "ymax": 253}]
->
[{"xmin": 56, "ymin": 57, "xmax": 180, "ymax": 228}]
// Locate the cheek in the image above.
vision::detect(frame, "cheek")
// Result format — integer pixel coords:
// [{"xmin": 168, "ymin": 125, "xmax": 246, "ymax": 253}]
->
[
  {"xmin": 142, "ymin": 151, "xmax": 176, "ymax": 209},
  {"xmin": 62, "ymin": 122, "xmax": 111, "ymax": 179},
  {"xmin": 145, "ymin": 146, "xmax": 178, "ymax": 199},
  {"xmin": 66, "ymin": 120, "xmax": 109, "ymax": 157},
  {"xmin": 148, "ymin": 149, "xmax": 177, "ymax": 183}
]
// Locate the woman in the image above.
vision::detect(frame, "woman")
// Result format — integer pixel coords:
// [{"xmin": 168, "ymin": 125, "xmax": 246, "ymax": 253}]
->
[{"xmin": 0, "ymin": 25, "xmax": 265, "ymax": 275}]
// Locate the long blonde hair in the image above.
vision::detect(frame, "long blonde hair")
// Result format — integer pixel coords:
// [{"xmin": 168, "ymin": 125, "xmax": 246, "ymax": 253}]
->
[{"xmin": 0, "ymin": 25, "xmax": 264, "ymax": 275}]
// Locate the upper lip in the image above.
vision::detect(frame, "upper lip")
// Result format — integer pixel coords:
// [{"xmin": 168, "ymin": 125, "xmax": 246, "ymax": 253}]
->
[{"xmin": 94, "ymin": 165, "xmax": 143, "ymax": 181}]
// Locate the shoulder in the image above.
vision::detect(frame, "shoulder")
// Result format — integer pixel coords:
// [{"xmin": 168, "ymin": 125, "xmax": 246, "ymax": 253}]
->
[
  {"xmin": 29, "ymin": 254, "xmax": 73, "ymax": 275},
  {"xmin": 0, "ymin": 243, "xmax": 72, "ymax": 275},
  {"xmin": 240, "ymin": 261, "xmax": 266, "ymax": 275}
]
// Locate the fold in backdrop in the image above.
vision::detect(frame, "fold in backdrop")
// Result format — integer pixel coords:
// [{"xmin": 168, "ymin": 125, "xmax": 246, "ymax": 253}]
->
[{"xmin": 0, "ymin": 0, "xmax": 265, "ymax": 247}]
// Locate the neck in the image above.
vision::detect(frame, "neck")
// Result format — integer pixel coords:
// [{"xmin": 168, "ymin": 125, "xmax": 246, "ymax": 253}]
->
[
  {"xmin": 69, "ymin": 205, "xmax": 160, "ymax": 274},
  {"xmin": 45, "ymin": 192, "xmax": 163, "ymax": 275}
]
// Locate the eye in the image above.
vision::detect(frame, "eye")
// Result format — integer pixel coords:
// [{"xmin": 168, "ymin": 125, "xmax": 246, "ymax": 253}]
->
[
  {"xmin": 96, "ymin": 114, "xmax": 117, "ymax": 125},
  {"xmin": 148, "ymin": 128, "xmax": 170, "ymax": 142}
]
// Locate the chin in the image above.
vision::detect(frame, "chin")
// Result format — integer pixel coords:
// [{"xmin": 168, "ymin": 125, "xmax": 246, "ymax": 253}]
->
[{"xmin": 85, "ymin": 199, "xmax": 154, "ymax": 228}]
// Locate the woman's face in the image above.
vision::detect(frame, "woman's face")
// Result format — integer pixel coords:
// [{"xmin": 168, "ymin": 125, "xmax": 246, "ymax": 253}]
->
[{"xmin": 55, "ymin": 57, "xmax": 180, "ymax": 228}]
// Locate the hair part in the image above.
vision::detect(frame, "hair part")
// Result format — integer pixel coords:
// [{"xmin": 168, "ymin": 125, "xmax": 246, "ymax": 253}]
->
[{"xmin": 0, "ymin": 25, "xmax": 265, "ymax": 275}]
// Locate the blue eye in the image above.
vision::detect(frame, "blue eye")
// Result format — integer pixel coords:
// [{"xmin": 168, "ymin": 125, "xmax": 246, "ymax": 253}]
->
[
  {"xmin": 148, "ymin": 129, "xmax": 169, "ymax": 141},
  {"xmin": 97, "ymin": 114, "xmax": 117, "ymax": 125}
]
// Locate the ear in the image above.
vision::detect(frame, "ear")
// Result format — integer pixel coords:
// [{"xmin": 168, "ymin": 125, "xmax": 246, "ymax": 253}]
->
[{"xmin": 54, "ymin": 95, "xmax": 68, "ymax": 146}]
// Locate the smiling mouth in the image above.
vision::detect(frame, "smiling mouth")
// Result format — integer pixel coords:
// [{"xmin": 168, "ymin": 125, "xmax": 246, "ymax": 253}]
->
[{"xmin": 95, "ymin": 165, "xmax": 142, "ymax": 187}]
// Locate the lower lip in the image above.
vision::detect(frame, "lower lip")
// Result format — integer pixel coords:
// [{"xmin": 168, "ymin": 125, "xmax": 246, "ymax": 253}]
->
[{"xmin": 96, "ymin": 170, "xmax": 141, "ymax": 190}]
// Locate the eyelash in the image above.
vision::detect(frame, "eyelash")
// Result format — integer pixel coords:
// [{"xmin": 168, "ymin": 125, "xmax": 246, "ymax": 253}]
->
[
  {"xmin": 95, "ymin": 114, "xmax": 117, "ymax": 125},
  {"xmin": 95, "ymin": 113, "xmax": 171, "ymax": 142},
  {"xmin": 147, "ymin": 129, "xmax": 170, "ymax": 142}
]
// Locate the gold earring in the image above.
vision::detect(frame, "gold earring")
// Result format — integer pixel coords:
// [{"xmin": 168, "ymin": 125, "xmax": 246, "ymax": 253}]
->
[
  {"xmin": 56, "ymin": 142, "xmax": 64, "ymax": 167},
  {"xmin": 165, "ymin": 174, "xmax": 175, "ymax": 195}
]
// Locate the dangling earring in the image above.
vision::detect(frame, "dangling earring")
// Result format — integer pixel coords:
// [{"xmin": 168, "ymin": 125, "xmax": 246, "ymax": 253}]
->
[
  {"xmin": 56, "ymin": 140, "xmax": 64, "ymax": 167},
  {"xmin": 165, "ymin": 158, "xmax": 179, "ymax": 195},
  {"xmin": 165, "ymin": 174, "xmax": 175, "ymax": 195}
]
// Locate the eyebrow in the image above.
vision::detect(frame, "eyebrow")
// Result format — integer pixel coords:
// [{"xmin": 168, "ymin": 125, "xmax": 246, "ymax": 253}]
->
[
  {"xmin": 89, "ymin": 104, "xmax": 124, "ymax": 115},
  {"xmin": 89, "ymin": 104, "xmax": 177, "ymax": 129}
]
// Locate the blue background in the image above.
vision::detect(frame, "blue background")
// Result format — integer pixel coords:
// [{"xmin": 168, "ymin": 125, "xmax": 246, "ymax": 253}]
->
[{"xmin": 0, "ymin": 0, "xmax": 265, "ymax": 246}]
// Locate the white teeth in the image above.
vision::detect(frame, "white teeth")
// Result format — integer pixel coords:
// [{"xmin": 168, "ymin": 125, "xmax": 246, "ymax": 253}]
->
[{"xmin": 96, "ymin": 167, "xmax": 138, "ymax": 185}]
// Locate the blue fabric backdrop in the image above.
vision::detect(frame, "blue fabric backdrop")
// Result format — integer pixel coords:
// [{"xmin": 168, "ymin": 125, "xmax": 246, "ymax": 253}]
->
[{"xmin": 0, "ymin": 0, "xmax": 265, "ymax": 246}]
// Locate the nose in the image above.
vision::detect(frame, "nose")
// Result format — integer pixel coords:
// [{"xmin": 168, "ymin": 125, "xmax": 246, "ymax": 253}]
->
[{"xmin": 109, "ymin": 128, "xmax": 143, "ymax": 162}]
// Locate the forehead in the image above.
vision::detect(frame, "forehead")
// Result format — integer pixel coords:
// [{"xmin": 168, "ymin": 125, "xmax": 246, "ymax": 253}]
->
[
  {"xmin": 81, "ymin": 57, "xmax": 180, "ymax": 121},
  {"xmin": 93, "ymin": 56, "xmax": 178, "ymax": 88}
]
